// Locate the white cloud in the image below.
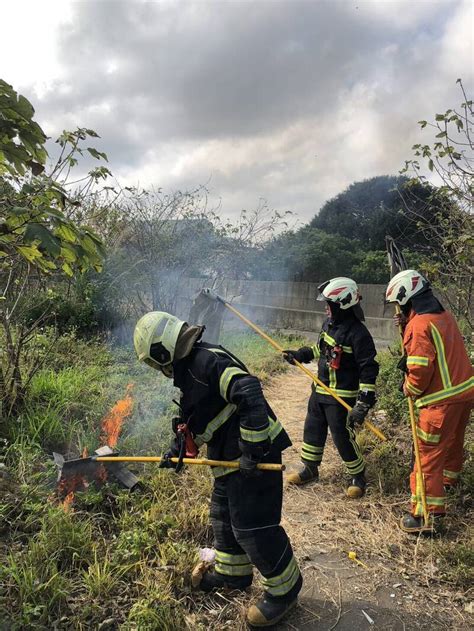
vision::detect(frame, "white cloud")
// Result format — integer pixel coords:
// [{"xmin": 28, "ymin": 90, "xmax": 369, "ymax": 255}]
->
[
  {"xmin": 1, "ymin": 0, "xmax": 472, "ymax": 221},
  {"xmin": 0, "ymin": 1, "xmax": 73, "ymax": 96}
]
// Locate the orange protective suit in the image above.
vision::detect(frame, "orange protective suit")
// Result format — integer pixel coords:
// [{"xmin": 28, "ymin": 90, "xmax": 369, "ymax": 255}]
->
[{"xmin": 403, "ymin": 309, "xmax": 473, "ymax": 515}]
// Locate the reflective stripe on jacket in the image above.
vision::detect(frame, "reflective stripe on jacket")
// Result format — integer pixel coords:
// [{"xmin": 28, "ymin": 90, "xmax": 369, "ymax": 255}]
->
[
  {"xmin": 173, "ymin": 342, "xmax": 291, "ymax": 476},
  {"xmin": 403, "ymin": 310, "xmax": 474, "ymax": 408},
  {"xmin": 309, "ymin": 316, "xmax": 379, "ymax": 404}
]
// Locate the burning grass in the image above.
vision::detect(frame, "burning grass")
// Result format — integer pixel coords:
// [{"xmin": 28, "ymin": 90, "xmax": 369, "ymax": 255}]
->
[
  {"xmin": 0, "ymin": 330, "xmax": 297, "ymax": 629},
  {"xmin": 2, "ymin": 334, "xmax": 471, "ymax": 629}
]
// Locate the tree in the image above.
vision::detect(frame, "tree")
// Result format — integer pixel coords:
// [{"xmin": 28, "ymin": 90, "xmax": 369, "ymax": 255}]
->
[
  {"xmin": 0, "ymin": 80, "xmax": 112, "ymax": 415},
  {"xmin": 309, "ymin": 175, "xmax": 436, "ymax": 250},
  {"xmin": 400, "ymin": 80, "xmax": 474, "ymax": 326},
  {"xmin": 103, "ymin": 190, "xmax": 291, "ymax": 318}
]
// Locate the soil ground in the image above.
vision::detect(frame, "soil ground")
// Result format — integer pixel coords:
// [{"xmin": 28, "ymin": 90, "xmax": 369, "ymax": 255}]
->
[{"xmin": 261, "ymin": 369, "xmax": 472, "ymax": 631}]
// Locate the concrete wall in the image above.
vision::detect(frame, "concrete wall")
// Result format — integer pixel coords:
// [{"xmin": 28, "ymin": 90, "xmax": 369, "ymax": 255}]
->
[{"xmin": 177, "ymin": 279, "xmax": 398, "ymax": 346}]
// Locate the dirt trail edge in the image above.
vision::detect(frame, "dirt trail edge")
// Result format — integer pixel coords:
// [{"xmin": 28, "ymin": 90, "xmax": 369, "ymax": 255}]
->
[{"xmin": 265, "ymin": 369, "xmax": 471, "ymax": 631}]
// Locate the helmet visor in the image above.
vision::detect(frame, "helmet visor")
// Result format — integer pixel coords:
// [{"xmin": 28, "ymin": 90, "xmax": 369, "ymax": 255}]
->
[{"xmin": 317, "ymin": 280, "xmax": 330, "ymax": 301}]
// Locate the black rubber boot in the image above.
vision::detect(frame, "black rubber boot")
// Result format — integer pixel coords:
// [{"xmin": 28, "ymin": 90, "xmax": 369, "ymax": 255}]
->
[
  {"xmin": 286, "ymin": 463, "xmax": 319, "ymax": 485},
  {"xmin": 346, "ymin": 472, "xmax": 366, "ymax": 498},
  {"xmin": 399, "ymin": 513, "xmax": 443, "ymax": 535},
  {"xmin": 247, "ymin": 595, "xmax": 298, "ymax": 627},
  {"xmin": 195, "ymin": 568, "xmax": 252, "ymax": 592}
]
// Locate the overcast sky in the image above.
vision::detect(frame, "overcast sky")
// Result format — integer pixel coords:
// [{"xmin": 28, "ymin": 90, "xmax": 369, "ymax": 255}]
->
[{"xmin": 1, "ymin": 0, "xmax": 472, "ymax": 222}]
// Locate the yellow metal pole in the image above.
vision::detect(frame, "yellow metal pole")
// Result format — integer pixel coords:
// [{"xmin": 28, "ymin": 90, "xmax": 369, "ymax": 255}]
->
[
  {"xmin": 394, "ymin": 305, "xmax": 429, "ymax": 526},
  {"xmin": 95, "ymin": 456, "xmax": 284, "ymax": 471},
  {"xmin": 222, "ymin": 301, "xmax": 387, "ymax": 442}
]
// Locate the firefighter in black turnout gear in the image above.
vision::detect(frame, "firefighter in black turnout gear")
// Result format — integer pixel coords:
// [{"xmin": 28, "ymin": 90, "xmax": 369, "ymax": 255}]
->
[
  {"xmin": 133, "ymin": 311, "xmax": 302, "ymax": 628},
  {"xmin": 284, "ymin": 278, "xmax": 379, "ymax": 498}
]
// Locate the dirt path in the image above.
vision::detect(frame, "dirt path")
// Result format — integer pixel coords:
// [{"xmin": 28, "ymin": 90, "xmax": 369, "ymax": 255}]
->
[{"xmin": 264, "ymin": 369, "xmax": 471, "ymax": 631}]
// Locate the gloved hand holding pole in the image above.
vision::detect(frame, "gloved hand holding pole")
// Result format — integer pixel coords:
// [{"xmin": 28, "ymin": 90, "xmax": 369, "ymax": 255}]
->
[{"xmin": 205, "ymin": 292, "xmax": 386, "ymax": 442}]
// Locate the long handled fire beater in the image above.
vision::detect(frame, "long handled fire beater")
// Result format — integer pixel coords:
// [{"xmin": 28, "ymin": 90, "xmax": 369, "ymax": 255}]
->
[
  {"xmin": 55, "ymin": 449, "xmax": 284, "ymax": 488},
  {"xmin": 93, "ymin": 456, "xmax": 283, "ymax": 470},
  {"xmin": 386, "ymin": 236, "xmax": 430, "ymax": 529},
  {"xmin": 201, "ymin": 289, "xmax": 387, "ymax": 442}
]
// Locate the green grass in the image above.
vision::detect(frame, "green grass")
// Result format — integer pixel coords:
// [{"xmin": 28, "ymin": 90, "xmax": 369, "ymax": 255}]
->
[
  {"xmin": 1, "ymin": 331, "xmax": 472, "ymax": 628},
  {"xmin": 220, "ymin": 330, "xmax": 305, "ymax": 382},
  {"xmin": 0, "ymin": 330, "xmax": 297, "ymax": 629}
]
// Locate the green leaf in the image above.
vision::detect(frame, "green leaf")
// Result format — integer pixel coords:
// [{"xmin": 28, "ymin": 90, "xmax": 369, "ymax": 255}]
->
[
  {"xmin": 16, "ymin": 244, "xmax": 42, "ymax": 262},
  {"xmin": 86, "ymin": 147, "xmax": 108, "ymax": 161},
  {"xmin": 55, "ymin": 223, "xmax": 78, "ymax": 243},
  {"xmin": 24, "ymin": 223, "xmax": 62, "ymax": 257},
  {"xmin": 16, "ymin": 94, "xmax": 35, "ymax": 120},
  {"xmin": 60, "ymin": 244, "xmax": 78, "ymax": 263},
  {"xmin": 428, "ymin": 159, "xmax": 434, "ymax": 171},
  {"xmin": 435, "ymin": 114, "xmax": 445, "ymax": 121},
  {"xmin": 62, "ymin": 262, "xmax": 74, "ymax": 276}
]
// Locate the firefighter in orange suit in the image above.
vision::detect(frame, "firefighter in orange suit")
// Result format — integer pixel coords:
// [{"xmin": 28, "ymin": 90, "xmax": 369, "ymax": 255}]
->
[{"xmin": 386, "ymin": 270, "xmax": 473, "ymax": 533}]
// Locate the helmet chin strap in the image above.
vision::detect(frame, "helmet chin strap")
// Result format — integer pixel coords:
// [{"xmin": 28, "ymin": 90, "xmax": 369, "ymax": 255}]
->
[{"xmin": 160, "ymin": 364, "xmax": 174, "ymax": 378}]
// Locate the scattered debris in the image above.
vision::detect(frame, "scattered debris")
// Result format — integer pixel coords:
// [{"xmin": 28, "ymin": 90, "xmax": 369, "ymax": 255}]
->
[
  {"xmin": 348, "ymin": 551, "xmax": 368, "ymax": 569},
  {"xmin": 361, "ymin": 609, "xmax": 375, "ymax": 625}
]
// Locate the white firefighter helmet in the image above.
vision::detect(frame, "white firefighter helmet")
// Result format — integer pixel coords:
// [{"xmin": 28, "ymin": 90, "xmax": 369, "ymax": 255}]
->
[
  {"xmin": 133, "ymin": 311, "xmax": 186, "ymax": 371},
  {"xmin": 385, "ymin": 269, "xmax": 429, "ymax": 305},
  {"xmin": 317, "ymin": 277, "xmax": 361, "ymax": 310}
]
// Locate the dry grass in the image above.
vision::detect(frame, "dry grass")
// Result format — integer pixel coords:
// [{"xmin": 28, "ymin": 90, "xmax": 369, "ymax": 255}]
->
[{"xmin": 267, "ymin": 367, "xmax": 473, "ymax": 630}]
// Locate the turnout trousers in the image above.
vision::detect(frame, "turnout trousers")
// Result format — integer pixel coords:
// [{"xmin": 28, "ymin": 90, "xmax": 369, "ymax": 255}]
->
[
  {"xmin": 210, "ymin": 448, "xmax": 302, "ymax": 601},
  {"xmin": 300, "ymin": 391, "xmax": 365, "ymax": 476},
  {"xmin": 410, "ymin": 401, "xmax": 472, "ymax": 516}
]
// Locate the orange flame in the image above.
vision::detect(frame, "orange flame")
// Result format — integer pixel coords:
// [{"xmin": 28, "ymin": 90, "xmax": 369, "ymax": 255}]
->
[
  {"xmin": 62, "ymin": 491, "xmax": 75, "ymax": 512},
  {"xmin": 101, "ymin": 384, "xmax": 134, "ymax": 448}
]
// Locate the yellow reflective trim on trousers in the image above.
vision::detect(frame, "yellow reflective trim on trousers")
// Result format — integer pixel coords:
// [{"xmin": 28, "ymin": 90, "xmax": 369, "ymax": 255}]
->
[
  {"xmin": 215, "ymin": 550, "xmax": 253, "ymax": 576},
  {"xmin": 359, "ymin": 383, "xmax": 376, "ymax": 392},
  {"xmin": 315, "ymin": 386, "xmax": 358, "ymax": 398},
  {"xmin": 431, "ymin": 323, "xmax": 451, "ymax": 390},
  {"xmin": 411, "ymin": 494, "xmax": 445, "ymax": 507},
  {"xmin": 302, "ymin": 442, "xmax": 324, "ymax": 454},
  {"xmin": 240, "ymin": 425, "xmax": 269, "ymax": 443},
  {"xmin": 215, "ymin": 562, "xmax": 253, "ymax": 576},
  {"xmin": 302, "ymin": 442, "xmax": 323, "ymax": 462},
  {"xmin": 195, "ymin": 403, "xmax": 237, "ymax": 446},
  {"xmin": 261, "ymin": 556, "xmax": 300, "ymax": 597},
  {"xmin": 407, "ymin": 356, "xmax": 429, "ymax": 367},
  {"xmin": 311, "ymin": 344, "xmax": 320, "ymax": 359},
  {"xmin": 416, "ymin": 426, "xmax": 441, "ymax": 444},
  {"xmin": 345, "ymin": 412, "xmax": 364, "ymax": 474},
  {"xmin": 443, "ymin": 469, "xmax": 460, "ymax": 480},
  {"xmin": 215, "ymin": 551, "xmax": 250, "ymax": 564},
  {"xmin": 406, "ymin": 380, "xmax": 423, "ymax": 395},
  {"xmin": 415, "ymin": 376, "xmax": 474, "ymax": 408},
  {"xmin": 219, "ymin": 367, "xmax": 248, "ymax": 401}
]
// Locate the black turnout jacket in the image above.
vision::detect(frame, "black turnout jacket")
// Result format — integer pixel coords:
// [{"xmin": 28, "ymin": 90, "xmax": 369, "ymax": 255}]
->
[
  {"xmin": 298, "ymin": 312, "xmax": 379, "ymax": 405},
  {"xmin": 172, "ymin": 342, "xmax": 291, "ymax": 476}
]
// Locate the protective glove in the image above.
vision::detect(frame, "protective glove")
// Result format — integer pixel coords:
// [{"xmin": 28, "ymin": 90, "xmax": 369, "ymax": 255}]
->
[
  {"xmin": 282, "ymin": 347, "xmax": 312, "ymax": 365},
  {"xmin": 239, "ymin": 452, "xmax": 262, "ymax": 478},
  {"xmin": 238, "ymin": 438, "xmax": 270, "ymax": 479},
  {"xmin": 397, "ymin": 356, "xmax": 408, "ymax": 374},
  {"xmin": 159, "ymin": 437, "xmax": 181, "ymax": 470},
  {"xmin": 348, "ymin": 401, "xmax": 371, "ymax": 426}
]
